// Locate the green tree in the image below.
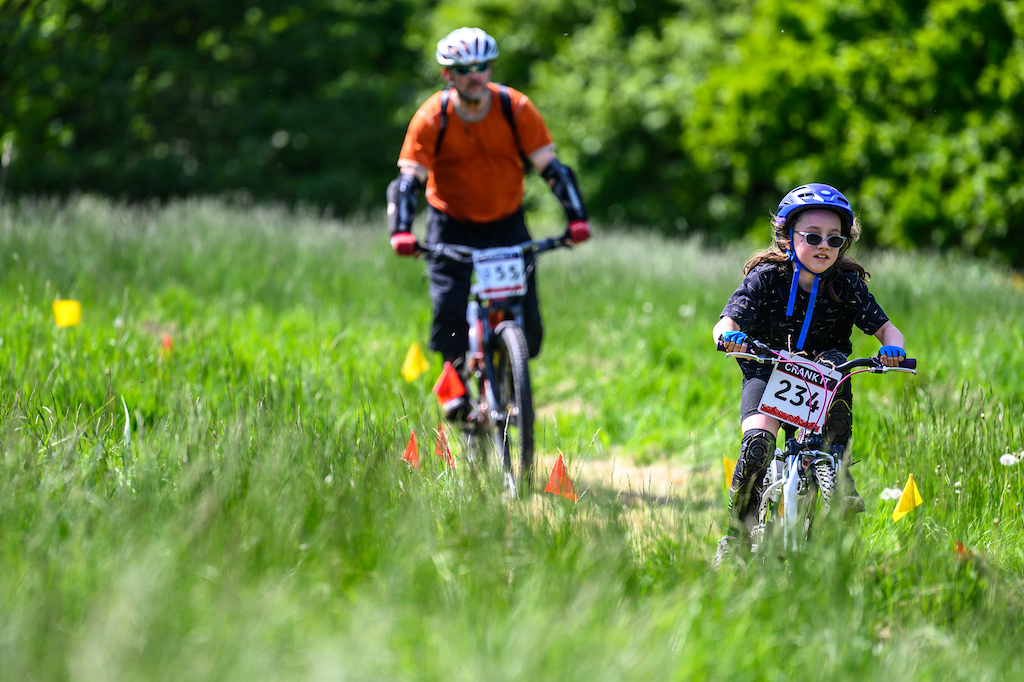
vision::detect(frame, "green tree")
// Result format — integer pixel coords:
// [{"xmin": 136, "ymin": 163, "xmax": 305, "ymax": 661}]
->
[
  {"xmin": 3, "ymin": 0, "xmax": 1023, "ymax": 265},
  {"xmin": 685, "ymin": 0, "xmax": 1024, "ymax": 262},
  {"xmin": 0, "ymin": 0, "xmax": 430, "ymax": 210}
]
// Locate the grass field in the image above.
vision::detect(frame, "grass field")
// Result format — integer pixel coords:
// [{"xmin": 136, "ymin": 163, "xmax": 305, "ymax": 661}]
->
[{"xmin": 2, "ymin": 196, "xmax": 1023, "ymax": 680}]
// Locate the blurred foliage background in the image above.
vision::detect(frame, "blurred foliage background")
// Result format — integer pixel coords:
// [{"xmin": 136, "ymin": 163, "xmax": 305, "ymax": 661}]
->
[{"xmin": 2, "ymin": 0, "xmax": 1022, "ymax": 265}]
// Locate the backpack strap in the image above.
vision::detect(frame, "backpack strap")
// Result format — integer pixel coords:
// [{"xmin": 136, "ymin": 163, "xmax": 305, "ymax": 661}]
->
[
  {"xmin": 498, "ymin": 85, "xmax": 533, "ymax": 174},
  {"xmin": 434, "ymin": 85, "xmax": 531, "ymax": 174},
  {"xmin": 433, "ymin": 88, "xmax": 452, "ymax": 159}
]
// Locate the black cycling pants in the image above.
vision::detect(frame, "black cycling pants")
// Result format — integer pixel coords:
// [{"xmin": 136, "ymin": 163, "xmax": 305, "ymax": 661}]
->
[{"xmin": 425, "ymin": 206, "xmax": 543, "ymax": 360}]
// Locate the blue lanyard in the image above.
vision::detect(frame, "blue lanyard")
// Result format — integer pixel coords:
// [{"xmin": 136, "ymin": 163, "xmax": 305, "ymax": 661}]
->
[{"xmin": 785, "ymin": 261, "xmax": 819, "ymax": 351}]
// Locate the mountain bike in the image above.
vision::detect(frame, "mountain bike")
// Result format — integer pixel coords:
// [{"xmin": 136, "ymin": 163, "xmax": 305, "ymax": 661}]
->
[
  {"xmin": 720, "ymin": 338, "xmax": 917, "ymax": 552},
  {"xmin": 420, "ymin": 236, "xmax": 570, "ymax": 497}
]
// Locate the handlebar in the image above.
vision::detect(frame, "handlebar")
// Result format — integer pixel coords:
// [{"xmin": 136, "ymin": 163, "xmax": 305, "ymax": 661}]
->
[
  {"xmin": 415, "ymin": 236, "xmax": 571, "ymax": 262},
  {"xmin": 716, "ymin": 338, "xmax": 917, "ymax": 373},
  {"xmin": 840, "ymin": 356, "xmax": 917, "ymax": 372}
]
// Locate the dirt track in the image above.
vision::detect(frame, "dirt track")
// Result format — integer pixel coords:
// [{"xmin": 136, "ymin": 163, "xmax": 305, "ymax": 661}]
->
[{"xmin": 535, "ymin": 454, "xmax": 723, "ymax": 514}]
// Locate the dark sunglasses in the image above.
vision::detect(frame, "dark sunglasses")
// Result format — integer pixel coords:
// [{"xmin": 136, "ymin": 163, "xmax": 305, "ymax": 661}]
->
[
  {"xmin": 451, "ymin": 62, "xmax": 492, "ymax": 75},
  {"xmin": 795, "ymin": 231, "xmax": 847, "ymax": 249}
]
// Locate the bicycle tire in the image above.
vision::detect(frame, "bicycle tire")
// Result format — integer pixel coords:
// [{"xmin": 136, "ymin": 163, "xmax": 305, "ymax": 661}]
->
[
  {"xmin": 461, "ymin": 358, "xmax": 494, "ymax": 465},
  {"xmin": 814, "ymin": 460, "xmax": 837, "ymax": 516},
  {"xmin": 752, "ymin": 497, "xmax": 778, "ymax": 552},
  {"xmin": 491, "ymin": 322, "xmax": 535, "ymax": 495},
  {"xmin": 796, "ymin": 478, "xmax": 820, "ymax": 545},
  {"xmin": 753, "ymin": 457, "xmax": 788, "ymax": 553},
  {"xmin": 799, "ymin": 461, "xmax": 838, "ymax": 544}
]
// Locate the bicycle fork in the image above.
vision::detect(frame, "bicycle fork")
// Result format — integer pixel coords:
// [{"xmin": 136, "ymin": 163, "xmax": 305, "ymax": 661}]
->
[{"xmin": 769, "ymin": 439, "xmax": 838, "ymax": 551}]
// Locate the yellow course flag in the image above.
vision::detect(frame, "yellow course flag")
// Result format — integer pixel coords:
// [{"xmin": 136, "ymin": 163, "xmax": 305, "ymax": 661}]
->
[
  {"xmin": 892, "ymin": 473, "xmax": 924, "ymax": 522},
  {"xmin": 53, "ymin": 299, "xmax": 82, "ymax": 328},
  {"xmin": 723, "ymin": 457, "xmax": 736, "ymax": 490},
  {"xmin": 401, "ymin": 342, "xmax": 430, "ymax": 382}
]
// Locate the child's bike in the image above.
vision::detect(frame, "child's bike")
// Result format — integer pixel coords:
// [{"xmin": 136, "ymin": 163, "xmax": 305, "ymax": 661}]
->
[
  {"xmin": 720, "ymin": 338, "xmax": 917, "ymax": 552},
  {"xmin": 421, "ymin": 236, "xmax": 571, "ymax": 497}
]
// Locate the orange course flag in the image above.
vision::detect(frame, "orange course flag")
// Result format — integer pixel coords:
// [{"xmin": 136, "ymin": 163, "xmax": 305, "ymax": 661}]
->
[
  {"xmin": 892, "ymin": 473, "xmax": 924, "ymax": 522},
  {"xmin": 432, "ymin": 362, "xmax": 466, "ymax": 405},
  {"xmin": 435, "ymin": 423, "xmax": 455, "ymax": 469},
  {"xmin": 401, "ymin": 342, "xmax": 430, "ymax": 382},
  {"xmin": 544, "ymin": 453, "xmax": 578, "ymax": 502},
  {"xmin": 53, "ymin": 299, "xmax": 82, "ymax": 328},
  {"xmin": 403, "ymin": 431, "xmax": 419, "ymax": 469}
]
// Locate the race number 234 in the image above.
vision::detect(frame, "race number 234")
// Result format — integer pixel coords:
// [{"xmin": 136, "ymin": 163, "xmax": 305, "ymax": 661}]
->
[
  {"xmin": 757, "ymin": 353, "xmax": 840, "ymax": 430},
  {"xmin": 772, "ymin": 379, "xmax": 821, "ymax": 412}
]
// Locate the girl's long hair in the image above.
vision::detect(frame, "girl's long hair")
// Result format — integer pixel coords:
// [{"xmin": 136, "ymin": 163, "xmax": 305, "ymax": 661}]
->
[{"xmin": 744, "ymin": 212, "xmax": 869, "ymax": 300}]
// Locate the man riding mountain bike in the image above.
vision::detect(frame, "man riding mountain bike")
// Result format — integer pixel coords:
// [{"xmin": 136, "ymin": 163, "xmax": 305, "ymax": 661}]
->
[{"xmin": 386, "ymin": 26, "xmax": 591, "ymax": 420}]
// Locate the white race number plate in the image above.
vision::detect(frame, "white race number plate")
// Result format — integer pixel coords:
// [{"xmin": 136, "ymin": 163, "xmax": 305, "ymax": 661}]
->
[
  {"xmin": 472, "ymin": 247, "xmax": 526, "ymax": 298},
  {"xmin": 758, "ymin": 351, "xmax": 842, "ymax": 431}
]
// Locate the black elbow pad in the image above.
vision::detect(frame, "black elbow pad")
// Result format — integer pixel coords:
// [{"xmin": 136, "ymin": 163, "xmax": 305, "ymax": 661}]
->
[
  {"xmin": 386, "ymin": 173, "xmax": 422, "ymax": 235},
  {"xmin": 541, "ymin": 159, "xmax": 588, "ymax": 223}
]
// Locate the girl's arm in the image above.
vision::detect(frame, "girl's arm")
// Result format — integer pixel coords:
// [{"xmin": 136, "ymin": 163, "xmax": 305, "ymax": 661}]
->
[
  {"xmin": 873, "ymin": 320, "xmax": 906, "ymax": 366},
  {"xmin": 713, "ymin": 316, "xmax": 748, "ymax": 352}
]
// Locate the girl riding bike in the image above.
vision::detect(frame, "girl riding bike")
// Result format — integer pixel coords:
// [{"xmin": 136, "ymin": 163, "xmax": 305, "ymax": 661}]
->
[{"xmin": 712, "ymin": 183, "xmax": 908, "ymax": 564}]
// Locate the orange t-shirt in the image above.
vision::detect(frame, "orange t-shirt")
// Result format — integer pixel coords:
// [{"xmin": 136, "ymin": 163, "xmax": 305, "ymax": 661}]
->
[{"xmin": 398, "ymin": 83, "xmax": 553, "ymax": 224}]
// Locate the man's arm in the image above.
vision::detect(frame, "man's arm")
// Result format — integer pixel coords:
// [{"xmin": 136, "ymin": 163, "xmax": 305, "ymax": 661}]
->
[
  {"xmin": 537, "ymin": 153, "xmax": 590, "ymax": 244},
  {"xmin": 398, "ymin": 160, "xmax": 429, "ymax": 184},
  {"xmin": 528, "ymin": 145, "xmax": 556, "ymax": 174},
  {"xmin": 386, "ymin": 161, "xmax": 430, "ymax": 256}
]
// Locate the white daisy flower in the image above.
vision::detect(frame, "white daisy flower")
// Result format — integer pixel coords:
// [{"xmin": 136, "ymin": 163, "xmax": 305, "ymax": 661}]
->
[
  {"xmin": 880, "ymin": 487, "xmax": 903, "ymax": 501},
  {"xmin": 1000, "ymin": 454, "xmax": 1019, "ymax": 466}
]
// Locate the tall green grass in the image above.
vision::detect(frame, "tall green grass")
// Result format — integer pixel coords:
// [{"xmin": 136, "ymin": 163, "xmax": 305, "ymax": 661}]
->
[{"xmin": 1, "ymin": 197, "xmax": 1022, "ymax": 680}]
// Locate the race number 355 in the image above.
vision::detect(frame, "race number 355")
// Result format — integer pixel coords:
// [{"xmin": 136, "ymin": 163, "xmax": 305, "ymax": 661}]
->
[{"xmin": 472, "ymin": 247, "xmax": 527, "ymax": 298}]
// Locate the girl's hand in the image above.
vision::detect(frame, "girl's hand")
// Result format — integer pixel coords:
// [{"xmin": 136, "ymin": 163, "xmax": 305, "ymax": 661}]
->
[
  {"xmin": 878, "ymin": 345, "xmax": 905, "ymax": 367},
  {"xmin": 719, "ymin": 330, "xmax": 749, "ymax": 353}
]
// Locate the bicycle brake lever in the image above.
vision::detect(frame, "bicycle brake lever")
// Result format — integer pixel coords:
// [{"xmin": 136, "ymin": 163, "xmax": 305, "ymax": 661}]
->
[{"xmin": 724, "ymin": 351, "xmax": 772, "ymax": 363}]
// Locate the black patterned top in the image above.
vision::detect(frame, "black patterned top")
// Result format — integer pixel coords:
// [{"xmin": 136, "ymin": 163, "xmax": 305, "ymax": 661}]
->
[{"xmin": 721, "ymin": 262, "xmax": 889, "ymax": 372}]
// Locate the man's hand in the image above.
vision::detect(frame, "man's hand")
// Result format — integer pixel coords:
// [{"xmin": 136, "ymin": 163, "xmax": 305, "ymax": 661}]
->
[
  {"xmin": 390, "ymin": 232, "xmax": 418, "ymax": 257},
  {"xmin": 566, "ymin": 220, "xmax": 590, "ymax": 244}
]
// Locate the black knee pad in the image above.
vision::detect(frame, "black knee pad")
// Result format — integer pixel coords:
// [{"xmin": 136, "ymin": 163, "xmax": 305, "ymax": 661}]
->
[
  {"xmin": 738, "ymin": 428, "xmax": 775, "ymax": 478},
  {"xmin": 728, "ymin": 428, "xmax": 776, "ymax": 527},
  {"xmin": 825, "ymin": 384, "xmax": 853, "ymax": 446},
  {"xmin": 814, "ymin": 350, "xmax": 853, "ymax": 447},
  {"xmin": 826, "ymin": 398, "xmax": 852, "ymax": 445}
]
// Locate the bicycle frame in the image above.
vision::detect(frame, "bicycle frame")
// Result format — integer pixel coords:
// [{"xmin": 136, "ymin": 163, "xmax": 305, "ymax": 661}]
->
[
  {"xmin": 422, "ymin": 237, "xmax": 569, "ymax": 494},
  {"xmin": 427, "ymin": 235, "xmax": 566, "ymax": 413},
  {"xmin": 724, "ymin": 339, "xmax": 917, "ymax": 551}
]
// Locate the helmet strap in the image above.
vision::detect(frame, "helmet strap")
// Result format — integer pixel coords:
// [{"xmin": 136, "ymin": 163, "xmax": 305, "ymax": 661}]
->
[{"xmin": 785, "ymin": 228, "xmax": 821, "ymax": 351}]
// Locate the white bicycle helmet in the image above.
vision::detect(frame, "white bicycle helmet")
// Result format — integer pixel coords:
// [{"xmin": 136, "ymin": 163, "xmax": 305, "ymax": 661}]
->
[{"xmin": 436, "ymin": 27, "xmax": 499, "ymax": 66}]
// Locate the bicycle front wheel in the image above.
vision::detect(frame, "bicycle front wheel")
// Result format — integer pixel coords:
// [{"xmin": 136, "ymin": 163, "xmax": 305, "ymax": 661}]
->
[
  {"xmin": 813, "ymin": 460, "xmax": 837, "ymax": 516},
  {"xmin": 490, "ymin": 322, "xmax": 535, "ymax": 495},
  {"xmin": 753, "ymin": 490, "xmax": 782, "ymax": 553},
  {"xmin": 799, "ymin": 462, "xmax": 838, "ymax": 544}
]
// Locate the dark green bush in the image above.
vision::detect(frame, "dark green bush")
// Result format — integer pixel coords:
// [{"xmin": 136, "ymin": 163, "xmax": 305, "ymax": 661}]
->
[
  {"xmin": 0, "ymin": 0, "xmax": 429, "ymax": 211},
  {"xmin": 2, "ymin": 0, "xmax": 1022, "ymax": 265}
]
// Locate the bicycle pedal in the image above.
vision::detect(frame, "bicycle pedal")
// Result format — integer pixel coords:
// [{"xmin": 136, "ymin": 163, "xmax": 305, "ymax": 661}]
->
[{"xmin": 442, "ymin": 394, "xmax": 472, "ymax": 421}]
